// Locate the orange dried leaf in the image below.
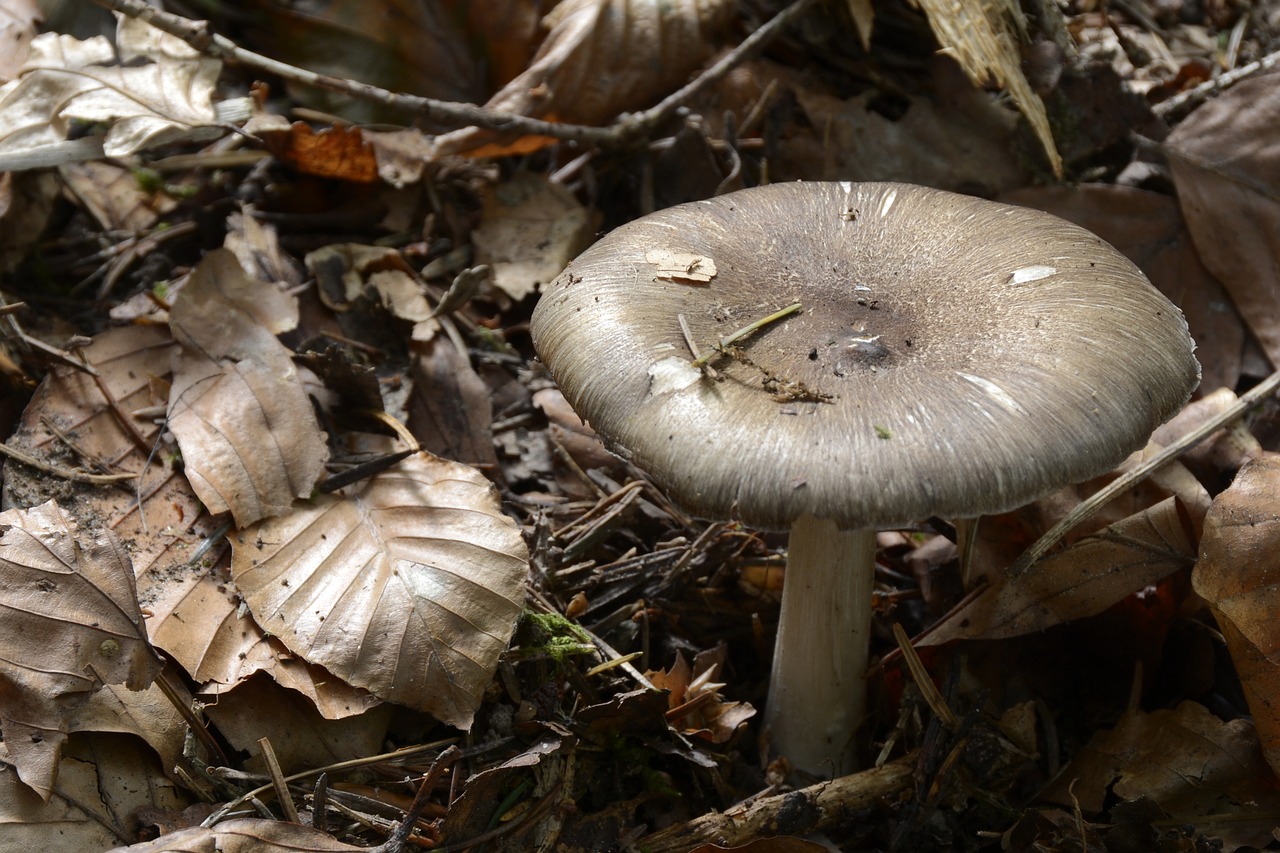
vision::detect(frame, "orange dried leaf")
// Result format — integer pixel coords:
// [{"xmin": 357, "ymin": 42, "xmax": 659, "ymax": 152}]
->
[{"xmin": 261, "ymin": 122, "xmax": 379, "ymax": 183}]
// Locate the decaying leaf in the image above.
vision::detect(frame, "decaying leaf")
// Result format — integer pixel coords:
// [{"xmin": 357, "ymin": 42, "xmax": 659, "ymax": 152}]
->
[
  {"xmin": 648, "ymin": 646, "xmax": 755, "ymax": 744},
  {"xmin": 168, "ymin": 249, "xmax": 329, "ymax": 527},
  {"xmin": 58, "ymin": 160, "xmax": 176, "ymax": 233},
  {"xmin": 1042, "ymin": 702, "xmax": 1280, "ymax": 851},
  {"xmin": 646, "ymin": 249, "xmax": 718, "ymax": 284},
  {"xmin": 102, "ymin": 817, "xmax": 363, "ymax": 853},
  {"xmin": 1166, "ymin": 72, "xmax": 1280, "ymax": 367},
  {"xmin": 471, "ymin": 172, "xmax": 596, "ymax": 300},
  {"xmin": 924, "ymin": 497, "xmax": 1196, "ymax": 644},
  {"xmin": 230, "ymin": 445, "xmax": 528, "ymax": 728},
  {"xmin": 0, "ymin": 501, "xmax": 162, "ymax": 799},
  {"xmin": 0, "ymin": 734, "xmax": 188, "ymax": 852},
  {"xmin": 202, "ymin": 675, "xmax": 392, "ymax": 776},
  {"xmin": 0, "ymin": 14, "xmax": 229, "ymax": 169},
  {"xmin": 1194, "ymin": 452, "xmax": 1280, "ymax": 775},
  {"xmin": 434, "ymin": 0, "xmax": 736, "ymax": 156},
  {"xmin": 305, "ymin": 243, "xmax": 433, "ymax": 321}
]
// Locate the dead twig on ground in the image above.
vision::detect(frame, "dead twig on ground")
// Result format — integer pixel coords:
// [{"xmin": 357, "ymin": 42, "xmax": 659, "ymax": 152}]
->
[{"xmin": 88, "ymin": 0, "xmax": 819, "ymax": 148}]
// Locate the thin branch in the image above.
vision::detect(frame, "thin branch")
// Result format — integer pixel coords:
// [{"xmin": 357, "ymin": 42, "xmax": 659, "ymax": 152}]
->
[
  {"xmin": 1154, "ymin": 47, "xmax": 1280, "ymax": 119},
  {"xmin": 1008, "ymin": 366, "xmax": 1280, "ymax": 575},
  {"xmin": 87, "ymin": 0, "xmax": 819, "ymax": 147}
]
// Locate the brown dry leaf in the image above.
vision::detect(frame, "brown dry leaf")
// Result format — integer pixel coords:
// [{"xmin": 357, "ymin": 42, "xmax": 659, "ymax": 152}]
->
[
  {"xmin": 408, "ymin": 339, "xmax": 499, "ymax": 470},
  {"xmin": 305, "ymin": 243, "xmax": 432, "ymax": 321},
  {"xmin": 260, "ymin": 122, "xmax": 379, "ymax": 183},
  {"xmin": 230, "ymin": 446, "xmax": 528, "ymax": 728},
  {"xmin": 238, "ymin": 0, "xmax": 480, "ymax": 125},
  {"xmin": 1166, "ymin": 72, "xmax": 1280, "ymax": 367},
  {"xmin": 0, "ymin": 734, "xmax": 189, "ymax": 851},
  {"xmin": 202, "ymin": 674, "xmax": 392, "ymax": 776},
  {"xmin": 647, "ymin": 646, "xmax": 755, "ymax": 744},
  {"xmin": 0, "ymin": 500, "xmax": 163, "ymax": 799},
  {"xmin": 59, "ymin": 160, "xmax": 176, "ymax": 232},
  {"xmin": 924, "ymin": 497, "xmax": 1196, "ymax": 645},
  {"xmin": 0, "ymin": 0, "xmax": 39, "ymax": 82},
  {"xmin": 224, "ymin": 212, "xmax": 305, "ymax": 291},
  {"xmin": 66, "ymin": 683, "xmax": 187, "ymax": 781},
  {"xmin": 103, "ymin": 817, "xmax": 363, "ymax": 853},
  {"xmin": 0, "ymin": 169, "xmax": 57, "ymax": 272},
  {"xmin": 1194, "ymin": 452, "xmax": 1280, "ymax": 773},
  {"xmin": 471, "ymin": 172, "xmax": 596, "ymax": 301},
  {"xmin": 434, "ymin": 0, "xmax": 736, "ymax": 156},
  {"xmin": 999, "ymin": 184, "xmax": 1244, "ymax": 394},
  {"xmin": 168, "ymin": 249, "xmax": 328, "ymax": 527},
  {"xmin": 0, "ymin": 15, "xmax": 225, "ymax": 169},
  {"xmin": 143, "ymin": 549, "xmax": 381, "ymax": 719},
  {"xmin": 914, "ymin": 0, "xmax": 1061, "ymax": 175},
  {"xmin": 1042, "ymin": 702, "xmax": 1280, "ymax": 851}
]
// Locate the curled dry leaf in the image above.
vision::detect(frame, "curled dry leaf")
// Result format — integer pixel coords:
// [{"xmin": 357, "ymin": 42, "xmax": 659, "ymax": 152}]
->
[
  {"xmin": 230, "ymin": 446, "xmax": 529, "ymax": 728},
  {"xmin": 648, "ymin": 646, "xmax": 755, "ymax": 744},
  {"xmin": 1193, "ymin": 452, "xmax": 1280, "ymax": 775},
  {"xmin": 0, "ymin": 501, "xmax": 163, "ymax": 799},
  {"xmin": 1166, "ymin": 72, "xmax": 1280, "ymax": 366},
  {"xmin": 102, "ymin": 817, "xmax": 363, "ymax": 853},
  {"xmin": 434, "ymin": 0, "xmax": 736, "ymax": 156},
  {"xmin": 168, "ymin": 249, "xmax": 329, "ymax": 527},
  {"xmin": 0, "ymin": 14, "xmax": 224, "ymax": 169},
  {"xmin": 924, "ymin": 497, "xmax": 1197, "ymax": 645},
  {"xmin": 1041, "ymin": 702, "xmax": 1280, "ymax": 851}
]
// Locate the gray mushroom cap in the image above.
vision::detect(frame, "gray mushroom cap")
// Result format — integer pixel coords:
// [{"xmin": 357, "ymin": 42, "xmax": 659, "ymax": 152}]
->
[{"xmin": 531, "ymin": 182, "xmax": 1201, "ymax": 531}]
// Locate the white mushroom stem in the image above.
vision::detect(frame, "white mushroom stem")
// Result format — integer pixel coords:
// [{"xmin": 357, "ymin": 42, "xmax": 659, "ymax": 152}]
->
[{"xmin": 765, "ymin": 515, "xmax": 877, "ymax": 777}]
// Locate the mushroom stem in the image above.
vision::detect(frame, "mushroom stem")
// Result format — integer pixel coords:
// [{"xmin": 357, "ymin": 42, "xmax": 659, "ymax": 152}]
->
[{"xmin": 766, "ymin": 516, "xmax": 877, "ymax": 777}]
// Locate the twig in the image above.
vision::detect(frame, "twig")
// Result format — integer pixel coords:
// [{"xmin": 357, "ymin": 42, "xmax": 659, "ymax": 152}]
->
[
  {"xmin": 1154, "ymin": 47, "xmax": 1280, "ymax": 118},
  {"xmin": 639, "ymin": 755, "xmax": 916, "ymax": 851},
  {"xmin": 892, "ymin": 623, "xmax": 959, "ymax": 730},
  {"xmin": 258, "ymin": 737, "xmax": 300, "ymax": 823},
  {"xmin": 88, "ymin": 0, "xmax": 819, "ymax": 148},
  {"xmin": 0, "ymin": 441, "xmax": 138, "ymax": 484},
  {"xmin": 1008, "ymin": 366, "xmax": 1280, "ymax": 576},
  {"xmin": 691, "ymin": 302, "xmax": 803, "ymax": 368},
  {"xmin": 368, "ymin": 746, "xmax": 462, "ymax": 853}
]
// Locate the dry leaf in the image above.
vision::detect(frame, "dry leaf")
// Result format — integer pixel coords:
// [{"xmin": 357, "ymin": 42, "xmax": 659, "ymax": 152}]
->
[
  {"xmin": 434, "ymin": 0, "xmax": 736, "ymax": 156},
  {"xmin": 471, "ymin": 172, "xmax": 596, "ymax": 300},
  {"xmin": 260, "ymin": 122, "xmax": 379, "ymax": 183},
  {"xmin": 59, "ymin": 160, "xmax": 176, "ymax": 232},
  {"xmin": 305, "ymin": 243, "xmax": 432, "ymax": 320},
  {"xmin": 0, "ymin": 15, "xmax": 223, "ymax": 168},
  {"xmin": 1194, "ymin": 452, "xmax": 1280, "ymax": 774},
  {"xmin": 230, "ymin": 446, "xmax": 528, "ymax": 728},
  {"xmin": 0, "ymin": 501, "xmax": 163, "ymax": 799},
  {"xmin": 168, "ymin": 249, "xmax": 329, "ymax": 527},
  {"xmin": 66, "ymin": 683, "xmax": 188, "ymax": 782},
  {"xmin": 103, "ymin": 817, "xmax": 363, "ymax": 853},
  {"xmin": 1166, "ymin": 72, "xmax": 1280, "ymax": 367},
  {"xmin": 407, "ymin": 339, "xmax": 499, "ymax": 470},
  {"xmin": 0, "ymin": 0, "xmax": 40, "ymax": 82},
  {"xmin": 1042, "ymin": 702, "xmax": 1280, "ymax": 851},
  {"xmin": 914, "ymin": 0, "xmax": 1061, "ymax": 175},
  {"xmin": 202, "ymin": 675, "xmax": 392, "ymax": 776},
  {"xmin": 924, "ymin": 497, "xmax": 1196, "ymax": 644},
  {"xmin": 0, "ymin": 734, "xmax": 188, "ymax": 852},
  {"xmin": 647, "ymin": 646, "xmax": 755, "ymax": 744}
]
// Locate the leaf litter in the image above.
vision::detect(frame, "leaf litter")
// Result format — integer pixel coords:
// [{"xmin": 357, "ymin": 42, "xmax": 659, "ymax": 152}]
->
[{"xmin": 0, "ymin": 0, "xmax": 1278, "ymax": 850}]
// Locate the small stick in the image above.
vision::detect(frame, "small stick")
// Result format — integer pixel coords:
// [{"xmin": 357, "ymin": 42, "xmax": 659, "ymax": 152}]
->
[
  {"xmin": 892, "ymin": 623, "xmax": 959, "ymax": 730},
  {"xmin": 0, "ymin": 441, "xmax": 138, "ymax": 484},
  {"xmin": 691, "ymin": 302, "xmax": 802, "ymax": 368},
  {"xmin": 258, "ymin": 737, "xmax": 300, "ymax": 823},
  {"xmin": 1008, "ymin": 365, "xmax": 1280, "ymax": 575},
  {"xmin": 679, "ymin": 313, "xmax": 719, "ymax": 380}
]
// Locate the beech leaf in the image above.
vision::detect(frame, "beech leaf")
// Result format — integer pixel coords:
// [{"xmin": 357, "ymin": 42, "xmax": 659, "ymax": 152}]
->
[
  {"xmin": 0, "ymin": 501, "xmax": 162, "ymax": 800},
  {"xmin": 1194, "ymin": 452, "xmax": 1280, "ymax": 774},
  {"xmin": 230, "ymin": 448, "xmax": 528, "ymax": 728},
  {"xmin": 168, "ymin": 249, "xmax": 329, "ymax": 527},
  {"xmin": 103, "ymin": 818, "xmax": 363, "ymax": 853},
  {"xmin": 924, "ymin": 497, "xmax": 1196, "ymax": 644}
]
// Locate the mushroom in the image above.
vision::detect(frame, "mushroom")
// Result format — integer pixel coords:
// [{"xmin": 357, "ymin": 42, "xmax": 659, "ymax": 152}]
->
[{"xmin": 530, "ymin": 181, "xmax": 1200, "ymax": 776}]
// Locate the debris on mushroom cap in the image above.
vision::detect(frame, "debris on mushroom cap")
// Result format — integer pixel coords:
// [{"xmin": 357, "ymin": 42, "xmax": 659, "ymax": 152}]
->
[{"xmin": 531, "ymin": 182, "xmax": 1201, "ymax": 531}]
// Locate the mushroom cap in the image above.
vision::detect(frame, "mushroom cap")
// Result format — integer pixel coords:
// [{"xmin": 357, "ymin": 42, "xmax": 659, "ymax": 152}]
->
[{"xmin": 531, "ymin": 182, "xmax": 1200, "ymax": 531}]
